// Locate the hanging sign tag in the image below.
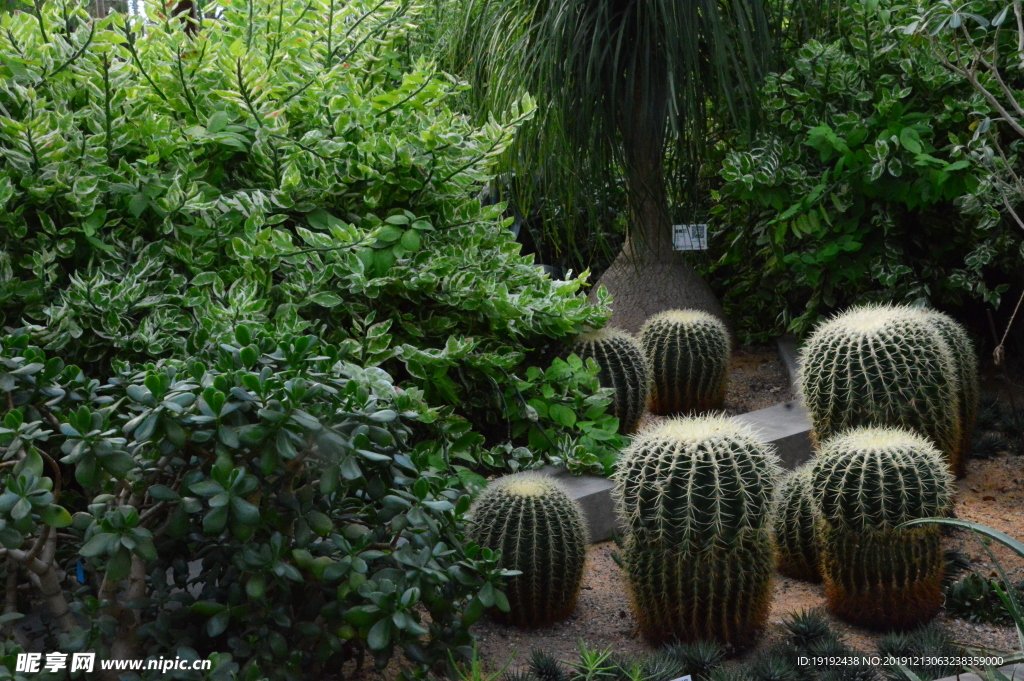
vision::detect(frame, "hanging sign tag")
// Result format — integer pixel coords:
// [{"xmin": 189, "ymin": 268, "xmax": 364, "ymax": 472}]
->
[{"xmin": 673, "ymin": 224, "xmax": 708, "ymax": 251}]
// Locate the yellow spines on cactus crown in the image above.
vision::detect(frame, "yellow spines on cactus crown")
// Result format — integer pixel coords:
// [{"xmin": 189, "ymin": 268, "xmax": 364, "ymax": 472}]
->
[
  {"xmin": 639, "ymin": 309, "xmax": 730, "ymax": 416},
  {"xmin": 573, "ymin": 327, "xmax": 651, "ymax": 434},
  {"xmin": 797, "ymin": 303, "xmax": 962, "ymax": 470},
  {"xmin": 468, "ymin": 472, "xmax": 588, "ymax": 627}
]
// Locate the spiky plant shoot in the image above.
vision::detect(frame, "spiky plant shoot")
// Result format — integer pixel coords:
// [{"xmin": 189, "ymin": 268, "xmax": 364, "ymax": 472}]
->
[
  {"xmin": 810, "ymin": 427, "xmax": 954, "ymax": 630},
  {"xmin": 573, "ymin": 328, "xmax": 651, "ymax": 434},
  {"xmin": 469, "ymin": 473, "xmax": 588, "ymax": 627},
  {"xmin": 639, "ymin": 310, "xmax": 730, "ymax": 416},
  {"xmin": 615, "ymin": 416, "xmax": 781, "ymax": 647}
]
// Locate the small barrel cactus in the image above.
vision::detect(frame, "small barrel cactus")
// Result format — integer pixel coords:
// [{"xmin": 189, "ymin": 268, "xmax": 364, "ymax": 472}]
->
[
  {"xmin": 920, "ymin": 309, "xmax": 978, "ymax": 478},
  {"xmin": 810, "ymin": 426, "xmax": 954, "ymax": 630},
  {"xmin": 468, "ymin": 473, "xmax": 587, "ymax": 627},
  {"xmin": 798, "ymin": 304, "xmax": 962, "ymax": 473},
  {"xmin": 772, "ymin": 465, "xmax": 820, "ymax": 583},
  {"xmin": 615, "ymin": 416, "xmax": 780, "ymax": 647},
  {"xmin": 573, "ymin": 328, "xmax": 650, "ymax": 434},
  {"xmin": 639, "ymin": 310, "xmax": 730, "ymax": 416}
]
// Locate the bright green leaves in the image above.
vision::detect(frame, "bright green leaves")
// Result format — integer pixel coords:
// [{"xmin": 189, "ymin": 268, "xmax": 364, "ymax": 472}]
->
[{"xmin": 0, "ymin": 471, "xmax": 71, "ymax": 547}]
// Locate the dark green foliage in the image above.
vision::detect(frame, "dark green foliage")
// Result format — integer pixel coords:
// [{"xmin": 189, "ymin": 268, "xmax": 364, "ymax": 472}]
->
[
  {"xmin": 969, "ymin": 397, "xmax": 1024, "ymax": 459},
  {"xmin": 640, "ymin": 311, "xmax": 730, "ymax": 416},
  {"xmin": 615, "ymin": 416, "xmax": 780, "ymax": 646},
  {"xmin": 573, "ymin": 328, "xmax": 650, "ymax": 434},
  {"xmin": 470, "ymin": 474, "xmax": 588, "ymax": 627},
  {"xmin": 773, "ymin": 466, "xmax": 820, "ymax": 582},
  {"xmin": 945, "ymin": 573, "xmax": 1024, "ymax": 626},
  {"xmin": 662, "ymin": 640, "xmax": 727, "ymax": 680},
  {"xmin": 708, "ymin": 0, "xmax": 1015, "ymax": 342},
  {"xmin": 0, "ymin": 330, "xmax": 515, "ymax": 679},
  {"xmin": 878, "ymin": 624, "xmax": 963, "ymax": 681},
  {"xmin": 748, "ymin": 648, "xmax": 801, "ymax": 681}
]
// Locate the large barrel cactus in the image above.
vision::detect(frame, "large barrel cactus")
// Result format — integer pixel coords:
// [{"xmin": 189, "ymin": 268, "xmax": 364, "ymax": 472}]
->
[
  {"xmin": 615, "ymin": 416, "xmax": 780, "ymax": 647},
  {"xmin": 639, "ymin": 310, "xmax": 730, "ymax": 416},
  {"xmin": 810, "ymin": 426, "xmax": 954, "ymax": 630},
  {"xmin": 468, "ymin": 473, "xmax": 587, "ymax": 627},
  {"xmin": 772, "ymin": 464, "xmax": 820, "ymax": 583},
  {"xmin": 920, "ymin": 309, "xmax": 978, "ymax": 477},
  {"xmin": 573, "ymin": 328, "xmax": 650, "ymax": 434},
  {"xmin": 798, "ymin": 304, "xmax": 962, "ymax": 473}
]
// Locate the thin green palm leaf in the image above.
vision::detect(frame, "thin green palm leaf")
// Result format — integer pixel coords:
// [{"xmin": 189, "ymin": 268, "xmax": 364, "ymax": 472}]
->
[{"xmin": 448, "ymin": 0, "xmax": 774, "ymax": 269}]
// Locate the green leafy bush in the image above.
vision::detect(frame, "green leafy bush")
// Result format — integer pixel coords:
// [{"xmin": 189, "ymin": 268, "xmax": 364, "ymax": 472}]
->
[
  {"xmin": 708, "ymin": 0, "xmax": 1017, "ymax": 340},
  {"xmin": 0, "ymin": 329, "xmax": 513, "ymax": 679},
  {"xmin": 0, "ymin": 0, "xmax": 622, "ymax": 677}
]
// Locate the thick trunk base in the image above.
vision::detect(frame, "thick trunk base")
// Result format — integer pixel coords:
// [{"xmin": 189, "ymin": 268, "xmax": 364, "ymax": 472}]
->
[{"xmin": 590, "ymin": 250, "xmax": 729, "ymax": 337}]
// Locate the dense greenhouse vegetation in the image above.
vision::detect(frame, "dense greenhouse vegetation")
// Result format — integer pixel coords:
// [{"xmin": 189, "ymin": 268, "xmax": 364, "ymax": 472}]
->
[{"xmin": 1, "ymin": 0, "xmax": 1023, "ymax": 678}]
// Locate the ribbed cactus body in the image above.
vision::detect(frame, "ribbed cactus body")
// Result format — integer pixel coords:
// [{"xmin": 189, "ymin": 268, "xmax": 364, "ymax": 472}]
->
[
  {"xmin": 615, "ymin": 416, "xmax": 781, "ymax": 647},
  {"xmin": 573, "ymin": 328, "xmax": 650, "ymax": 434},
  {"xmin": 469, "ymin": 473, "xmax": 587, "ymax": 627},
  {"xmin": 810, "ymin": 427, "xmax": 954, "ymax": 630},
  {"xmin": 798, "ymin": 304, "xmax": 962, "ymax": 472},
  {"xmin": 639, "ymin": 310, "xmax": 729, "ymax": 416},
  {"xmin": 772, "ymin": 465, "xmax": 820, "ymax": 583},
  {"xmin": 921, "ymin": 309, "xmax": 978, "ymax": 477}
]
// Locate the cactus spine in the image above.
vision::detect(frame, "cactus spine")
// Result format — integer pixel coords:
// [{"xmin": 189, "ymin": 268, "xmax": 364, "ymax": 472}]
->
[
  {"xmin": 615, "ymin": 416, "xmax": 781, "ymax": 647},
  {"xmin": 798, "ymin": 304, "xmax": 962, "ymax": 473},
  {"xmin": 469, "ymin": 473, "xmax": 587, "ymax": 627},
  {"xmin": 573, "ymin": 328, "xmax": 650, "ymax": 434},
  {"xmin": 810, "ymin": 426, "xmax": 954, "ymax": 630},
  {"xmin": 639, "ymin": 310, "xmax": 730, "ymax": 416},
  {"xmin": 921, "ymin": 309, "xmax": 978, "ymax": 477},
  {"xmin": 772, "ymin": 465, "xmax": 820, "ymax": 583}
]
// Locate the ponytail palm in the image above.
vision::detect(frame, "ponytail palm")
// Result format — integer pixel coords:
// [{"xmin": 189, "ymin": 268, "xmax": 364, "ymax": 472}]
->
[{"xmin": 451, "ymin": 0, "xmax": 773, "ymax": 331}]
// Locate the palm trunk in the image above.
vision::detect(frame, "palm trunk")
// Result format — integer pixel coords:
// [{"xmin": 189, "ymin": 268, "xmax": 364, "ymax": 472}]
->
[{"xmin": 591, "ymin": 60, "xmax": 729, "ymax": 337}]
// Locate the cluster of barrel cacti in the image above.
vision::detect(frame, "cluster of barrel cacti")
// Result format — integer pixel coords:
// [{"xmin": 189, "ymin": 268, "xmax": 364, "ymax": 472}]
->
[
  {"xmin": 472, "ymin": 302, "xmax": 975, "ymax": 640},
  {"xmin": 779, "ymin": 303, "xmax": 970, "ymax": 630},
  {"xmin": 570, "ymin": 309, "xmax": 731, "ymax": 434}
]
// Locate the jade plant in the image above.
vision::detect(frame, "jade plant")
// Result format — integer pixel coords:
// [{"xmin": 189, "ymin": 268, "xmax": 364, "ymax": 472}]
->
[
  {"xmin": 810, "ymin": 426, "xmax": 954, "ymax": 630},
  {"xmin": 469, "ymin": 473, "xmax": 588, "ymax": 627},
  {"xmin": 798, "ymin": 304, "xmax": 963, "ymax": 473},
  {"xmin": 639, "ymin": 311, "xmax": 730, "ymax": 416},
  {"xmin": 772, "ymin": 464, "xmax": 820, "ymax": 583},
  {"xmin": 573, "ymin": 328, "xmax": 650, "ymax": 434},
  {"xmin": 614, "ymin": 416, "xmax": 780, "ymax": 647}
]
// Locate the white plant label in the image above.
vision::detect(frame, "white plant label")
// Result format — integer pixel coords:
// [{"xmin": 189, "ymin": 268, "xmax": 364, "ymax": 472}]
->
[{"xmin": 673, "ymin": 224, "xmax": 708, "ymax": 251}]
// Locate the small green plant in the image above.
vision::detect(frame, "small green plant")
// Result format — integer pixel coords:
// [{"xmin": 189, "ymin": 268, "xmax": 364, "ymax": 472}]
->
[
  {"xmin": 661, "ymin": 641, "xmax": 727, "ymax": 680},
  {"xmin": 614, "ymin": 416, "xmax": 780, "ymax": 647},
  {"xmin": 945, "ymin": 573, "xmax": 1024, "ymax": 626},
  {"xmin": 772, "ymin": 464, "xmax": 821, "ymax": 582},
  {"xmin": 469, "ymin": 473, "xmax": 588, "ymax": 627},
  {"xmin": 799, "ymin": 304, "xmax": 963, "ymax": 473},
  {"xmin": 639, "ymin": 310, "xmax": 730, "ymax": 416},
  {"xmin": 811, "ymin": 426, "xmax": 954, "ymax": 629},
  {"xmin": 573, "ymin": 329, "xmax": 650, "ymax": 434}
]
